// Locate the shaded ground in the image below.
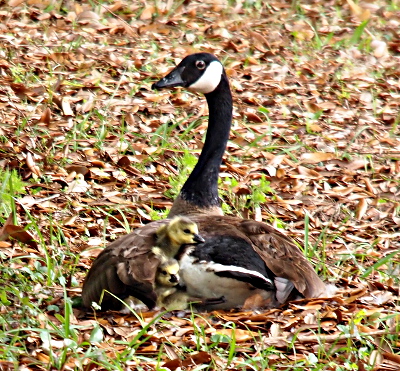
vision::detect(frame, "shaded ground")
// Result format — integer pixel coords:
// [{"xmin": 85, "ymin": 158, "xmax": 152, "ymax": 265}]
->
[{"xmin": 0, "ymin": 0, "xmax": 399, "ymax": 370}]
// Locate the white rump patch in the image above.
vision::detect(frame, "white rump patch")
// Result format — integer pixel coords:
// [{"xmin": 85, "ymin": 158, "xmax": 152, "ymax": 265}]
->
[
  {"xmin": 188, "ymin": 60, "xmax": 223, "ymax": 94},
  {"xmin": 274, "ymin": 277, "xmax": 294, "ymax": 304}
]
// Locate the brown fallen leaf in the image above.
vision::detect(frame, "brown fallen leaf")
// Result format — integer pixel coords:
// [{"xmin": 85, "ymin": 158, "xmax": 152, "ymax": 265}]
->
[
  {"xmin": 25, "ymin": 152, "xmax": 42, "ymax": 177},
  {"xmin": 300, "ymin": 152, "xmax": 336, "ymax": 164},
  {"xmin": 296, "ymin": 166, "xmax": 322, "ymax": 179},
  {"xmin": 243, "ymin": 111, "xmax": 263, "ymax": 123},
  {"xmin": 163, "ymin": 351, "xmax": 212, "ymax": 370},
  {"xmin": 38, "ymin": 107, "xmax": 52, "ymax": 126},
  {"xmin": 207, "ymin": 328, "xmax": 259, "ymax": 342},
  {"xmin": 4, "ymin": 225, "xmax": 38, "ymax": 250},
  {"xmin": 61, "ymin": 97, "xmax": 74, "ymax": 116},
  {"xmin": 140, "ymin": 4, "xmax": 156, "ymax": 20},
  {"xmin": 9, "ymin": 82, "xmax": 36, "ymax": 99},
  {"xmin": 355, "ymin": 198, "xmax": 369, "ymax": 220},
  {"xmin": 304, "ymin": 101, "xmax": 322, "ymax": 113},
  {"xmin": 65, "ymin": 165, "xmax": 89, "ymax": 176},
  {"xmin": 346, "ymin": 0, "xmax": 371, "ymax": 21},
  {"xmin": 0, "ymin": 213, "xmax": 14, "ymax": 241},
  {"xmin": 117, "ymin": 156, "xmax": 131, "ymax": 167}
]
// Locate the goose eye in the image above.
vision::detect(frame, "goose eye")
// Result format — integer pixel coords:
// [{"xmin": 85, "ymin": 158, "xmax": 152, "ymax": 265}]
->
[
  {"xmin": 183, "ymin": 229, "xmax": 191, "ymax": 234},
  {"xmin": 195, "ymin": 60, "xmax": 206, "ymax": 70},
  {"xmin": 161, "ymin": 270, "xmax": 167, "ymax": 275}
]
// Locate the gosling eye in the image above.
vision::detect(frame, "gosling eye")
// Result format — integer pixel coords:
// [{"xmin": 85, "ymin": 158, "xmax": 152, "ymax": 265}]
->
[
  {"xmin": 161, "ymin": 270, "xmax": 168, "ymax": 275},
  {"xmin": 195, "ymin": 60, "xmax": 206, "ymax": 70},
  {"xmin": 183, "ymin": 229, "xmax": 191, "ymax": 234}
]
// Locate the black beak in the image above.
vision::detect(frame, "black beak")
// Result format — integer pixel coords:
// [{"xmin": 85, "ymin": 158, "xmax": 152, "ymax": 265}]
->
[
  {"xmin": 193, "ymin": 234, "xmax": 205, "ymax": 243},
  {"xmin": 152, "ymin": 66, "xmax": 186, "ymax": 90},
  {"xmin": 169, "ymin": 274, "xmax": 179, "ymax": 284}
]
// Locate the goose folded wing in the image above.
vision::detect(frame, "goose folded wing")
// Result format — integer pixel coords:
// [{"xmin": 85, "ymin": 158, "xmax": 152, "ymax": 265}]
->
[
  {"xmin": 82, "ymin": 221, "xmax": 166, "ymax": 310},
  {"xmin": 238, "ymin": 219, "xmax": 327, "ymax": 298}
]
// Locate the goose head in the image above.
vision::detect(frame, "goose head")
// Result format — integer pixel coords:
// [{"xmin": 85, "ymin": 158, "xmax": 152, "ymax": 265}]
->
[{"xmin": 152, "ymin": 53, "xmax": 224, "ymax": 94}]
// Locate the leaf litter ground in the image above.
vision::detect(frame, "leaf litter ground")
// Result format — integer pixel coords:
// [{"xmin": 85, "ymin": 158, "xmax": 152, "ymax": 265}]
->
[{"xmin": 0, "ymin": 0, "xmax": 399, "ymax": 370}]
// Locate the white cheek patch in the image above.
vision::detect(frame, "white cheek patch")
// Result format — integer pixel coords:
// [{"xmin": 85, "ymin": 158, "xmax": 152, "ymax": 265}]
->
[{"xmin": 188, "ymin": 60, "xmax": 223, "ymax": 94}]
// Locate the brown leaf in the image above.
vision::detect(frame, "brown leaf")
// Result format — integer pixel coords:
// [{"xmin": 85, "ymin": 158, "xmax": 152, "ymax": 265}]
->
[
  {"xmin": 346, "ymin": 0, "xmax": 371, "ymax": 20},
  {"xmin": 243, "ymin": 111, "xmax": 263, "ymax": 123},
  {"xmin": 66, "ymin": 165, "xmax": 89, "ymax": 176},
  {"xmin": 140, "ymin": 5, "xmax": 155, "ymax": 20},
  {"xmin": 76, "ymin": 10, "xmax": 100, "ymax": 22},
  {"xmin": 296, "ymin": 166, "xmax": 322, "ymax": 179},
  {"xmin": 61, "ymin": 97, "xmax": 74, "ymax": 116},
  {"xmin": 209, "ymin": 328, "xmax": 259, "ymax": 342},
  {"xmin": 184, "ymin": 351, "xmax": 212, "ymax": 365},
  {"xmin": 248, "ymin": 30, "xmax": 270, "ymax": 52},
  {"xmin": 117, "ymin": 156, "xmax": 131, "ymax": 167},
  {"xmin": 10, "ymin": 83, "xmax": 33, "ymax": 99},
  {"xmin": 0, "ymin": 213, "xmax": 15, "ymax": 241},
  {"xmin": 8, "ymin": 0, "xmax": 24, "ymax": 6},
  {"xmin": 4, "ymin": 225, "xmax": 38, "ymax": 250},
  {"xmin": 304, "ymin": 101, "xmax": 322, "ymax": 113},
  {"xmin": 162, "ymin": 359, "xmax": 182, "ymax": 370},
  {"xmin": 232, "ymin": 184, "xmax": 251, "ymax": 196},
  {"xmin": 25, "ymin": 152, "xmax": 42, "ymax": 177},
  {"xmin": 38, "ymin": 107, "xmax": 52, "ymax": 126},
  {"xmin": 300, "ymin": 152, "xmax": 336, "ymax": 164},
  {"xmin": 355, "ymin": 198, "xmax": 368, "ymax": 220}
]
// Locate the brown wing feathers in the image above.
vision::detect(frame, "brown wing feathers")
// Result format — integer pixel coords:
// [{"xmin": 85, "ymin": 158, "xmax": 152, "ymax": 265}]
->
[
  {"xmin": 240, "ymin": 220, "xmax": 326, "ymax": 297},
  {"xmin": 82, "ymin": 221, "xmax": 165, "ymax": 310}
]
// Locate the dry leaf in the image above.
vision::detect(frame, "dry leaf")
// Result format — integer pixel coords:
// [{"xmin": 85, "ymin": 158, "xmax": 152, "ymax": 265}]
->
[
  {"xmin": 355, "ymin": 198, "xmax": 368, "ymax": 220},
  {"xmin": 38, "ymin": 107, "xmax": 52, "ymax": 125},
  {"xmin": 25, "ymin": 152, "xmax": 42, "ymax": 177},
  {"xmin": 4, "ymin": 225, "xmax": 38, "ymax": 249},
  {"xmin": 61, "ymin": 97, "xmax": 74, "ymax": 116},
  {"xmin": 300, "ymin": 152, "xmax": 336, "ymax": 164}
]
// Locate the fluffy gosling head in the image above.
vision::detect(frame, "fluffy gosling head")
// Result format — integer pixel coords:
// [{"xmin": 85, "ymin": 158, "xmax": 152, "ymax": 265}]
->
[
  {"xmin": 155, "ymin": 216, "xmax": 205, "ymax": 257},
  {"xmin": 156, "ymin": 258, "xmax": 180, "ymax": 287}
]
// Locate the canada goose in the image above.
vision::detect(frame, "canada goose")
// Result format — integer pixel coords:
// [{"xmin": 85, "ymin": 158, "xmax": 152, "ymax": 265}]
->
[
  {"xmin": 81, "ymin": 53, "xmax": 328, "ymax": 311},
  {"xmin": 82, "ymin": 216, "xmax": 204, "ymax": 310}
]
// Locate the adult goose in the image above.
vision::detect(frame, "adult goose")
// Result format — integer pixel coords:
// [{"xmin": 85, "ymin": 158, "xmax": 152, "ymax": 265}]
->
[{"xmin": 81, "ymin": 53, "xmax": 328, "ymax": 310}]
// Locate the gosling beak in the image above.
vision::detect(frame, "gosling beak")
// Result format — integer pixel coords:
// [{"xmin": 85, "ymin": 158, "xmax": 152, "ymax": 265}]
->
[
  {"xmin": 152, "ymin": 66, "xmax": 186, "ymax": 89},
  {"xmin": 169, "ymin": 275, "xmax": 179, "ymax": 284},
  {"xmin": 193, "ymin": 234, "xmax": 205, "ymax": 243}
]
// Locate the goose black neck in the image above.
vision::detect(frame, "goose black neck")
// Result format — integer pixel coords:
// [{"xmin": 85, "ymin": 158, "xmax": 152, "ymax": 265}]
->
[{"xmin": 178, "ymin": 73, "xmax": 232, "ymax": 211}]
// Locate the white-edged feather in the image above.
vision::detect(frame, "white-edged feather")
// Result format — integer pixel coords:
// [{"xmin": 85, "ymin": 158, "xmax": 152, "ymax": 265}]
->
[{"xmin": 202, "ymin": 261, "xmax": 273, "ymax": 285}]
